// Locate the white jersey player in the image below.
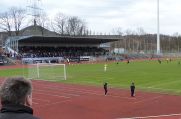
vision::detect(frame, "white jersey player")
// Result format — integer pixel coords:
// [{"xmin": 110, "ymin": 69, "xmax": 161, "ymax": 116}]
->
[{"xmin": 104, "ymin": 64, "xmax": 107, "ymax": 72}]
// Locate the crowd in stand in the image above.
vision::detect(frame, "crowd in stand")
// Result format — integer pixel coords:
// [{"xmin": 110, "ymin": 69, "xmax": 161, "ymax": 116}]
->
[
  {"xmin": 1, "ymin": 46, "xmax": 163, "ymax": 63},
  {"xmin": 19, "ymin": 46, "xmax": 108, "ymax": 58}
]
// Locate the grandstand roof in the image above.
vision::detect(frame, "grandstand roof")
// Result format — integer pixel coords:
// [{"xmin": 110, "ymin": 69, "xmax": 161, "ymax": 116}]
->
[{"xmin": 18, "ymin": 35, "xmax": 120, "ymax": 44}]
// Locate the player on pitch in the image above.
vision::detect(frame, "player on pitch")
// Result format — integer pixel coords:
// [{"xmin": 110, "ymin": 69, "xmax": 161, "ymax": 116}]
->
[
  {"xmin": 103, "ymin": 82, "xmax": 108, "ymax": 95},
  {"xmin": 104, "ymin": 64, "xmax": 107, "ymax": 72},
  {"xmin": 130, "ymin": 82, "xmax": 135, "ymax": 97}
]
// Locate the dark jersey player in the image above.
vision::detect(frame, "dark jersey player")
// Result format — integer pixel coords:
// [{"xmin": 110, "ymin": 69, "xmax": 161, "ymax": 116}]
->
[
  {"xmin": 130, "ymin": 82, "xmax": 135, "ymax": 97},
  {"xmin": 104, "ymin": 82, "xmax": 108, "ymax": 95}
]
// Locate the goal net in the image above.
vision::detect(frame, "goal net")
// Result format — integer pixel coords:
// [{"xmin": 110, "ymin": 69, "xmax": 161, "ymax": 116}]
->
[{"xmin": 27, "ymin": 63, "xmax": 66, "ymax": 81}]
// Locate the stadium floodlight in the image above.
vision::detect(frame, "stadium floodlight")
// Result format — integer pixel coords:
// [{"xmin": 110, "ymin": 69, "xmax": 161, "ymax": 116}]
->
[
  {"xmin": 157, "ymin": 0, "xmax": 160, "ymax": 54},
  {"xmin": 27, "ymin": 0, "xmax": 43, "ymax": 24},
  {"xmin": 27, "ymin": 63, "xmax": 67, "ymax": 81}
]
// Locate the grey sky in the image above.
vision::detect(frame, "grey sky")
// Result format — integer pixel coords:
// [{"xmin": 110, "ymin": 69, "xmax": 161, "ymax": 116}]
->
[{"xmin": 1, "ymin": 0, "xmax": 181, "ymax": 35}]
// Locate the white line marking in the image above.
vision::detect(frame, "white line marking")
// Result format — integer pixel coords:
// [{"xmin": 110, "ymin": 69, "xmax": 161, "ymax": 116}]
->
[
  {"xmin": 35, "ymin": 85, "xmax": 137, "ymax": 100},
  {"xmin": 134, "ymin": 95, "xmax": 162, "ymax": 104},
  {"xmin": 34, "ymin": 83, "xmax": 103, "ymax": 94},
  {"xmin": 33, "ymin": 98, "xmax": 50, "ymax": 102},
  {"xmin": 34, "ymin": 89, "xmax": 80, "ymax": 97},
  {"xmin": 33, "ymin": 83, "xmax": 136, "ymax": 100},
  {"xmin": 117, "ymin": 113, "xmax": 181, "ymax": 119},
  {"xmin": 142, "ymin": 86, "xmax": 181, "ymax": 93},
  {"xmin": 34, "ymin": 92, "xmax": 70, "ymax": 98},
  {"xmin": 38, "ymin": 100, "xmax": 71, "ymax": 107},
  {"xmin": 32, "ymin": 102, "xmax": 39, "ymax": 104}
]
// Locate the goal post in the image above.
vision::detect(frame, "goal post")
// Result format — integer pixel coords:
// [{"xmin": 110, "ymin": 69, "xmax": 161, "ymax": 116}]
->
[{"xmin": 27, "ymin": 63, "xmax": 67, "ymax": 81}]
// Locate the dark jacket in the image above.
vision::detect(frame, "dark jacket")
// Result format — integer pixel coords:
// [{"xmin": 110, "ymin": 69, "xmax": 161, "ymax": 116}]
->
[
  {"xmin": 130, "ymin": 85, "xmax": 135, "ymax": 91},
  {"xmin": 0, "ymin": 104, "xmax": 40, "ymax": 119},
  {"xmin": 104, "ymin": 83, "xmax": 108, "ymax": 90}
]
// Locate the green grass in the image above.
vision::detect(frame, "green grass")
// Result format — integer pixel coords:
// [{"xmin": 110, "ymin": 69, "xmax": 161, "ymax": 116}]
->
[{"xmin": 1, "ymin": 60, "xmax": 181, "ymax": 95}]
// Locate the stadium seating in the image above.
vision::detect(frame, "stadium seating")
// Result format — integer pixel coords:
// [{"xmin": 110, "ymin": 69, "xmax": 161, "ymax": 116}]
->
[{"xmin": 19, "ymin": 46, "xmax": 107, "ymax": 58}]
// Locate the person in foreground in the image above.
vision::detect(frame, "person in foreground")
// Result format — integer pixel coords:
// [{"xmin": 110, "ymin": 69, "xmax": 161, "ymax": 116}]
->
[
  {"xmin": 0, "ymin": 77, "xmax": 40, "ymax": 119},
  {"xmin": 130, "ymin": 82, "xmax": 135, "ymax": 97}
]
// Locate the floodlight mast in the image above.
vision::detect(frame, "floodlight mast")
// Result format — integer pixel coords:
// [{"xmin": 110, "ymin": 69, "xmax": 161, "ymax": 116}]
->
[
  {"xmin": 157, "ymin": 0, "xmax": 160, "ymax": 54},
  {"xmin": 27, "ymin": 0, "xmax": 42, "ymax": 25}
]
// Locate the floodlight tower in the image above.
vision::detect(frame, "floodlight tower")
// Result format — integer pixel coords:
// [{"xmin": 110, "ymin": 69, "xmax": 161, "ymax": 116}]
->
[
  {"xmin": 27, "ymin": 0, "xmax": 42, "ymax": 25},
  {"xmin": 157, "ymin": 0, "xmax": 160, "ymax": 54}
]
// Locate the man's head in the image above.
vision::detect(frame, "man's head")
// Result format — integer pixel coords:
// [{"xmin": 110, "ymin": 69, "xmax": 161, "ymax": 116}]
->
[{"xmin": 0, "ymin": 77, "xmax": 32, "ymax": 107}]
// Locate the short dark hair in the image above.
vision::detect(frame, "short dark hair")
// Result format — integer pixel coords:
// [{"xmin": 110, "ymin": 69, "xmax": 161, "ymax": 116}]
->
[{"xmin": 0, "ymin": 77, "xmax": 32, "ymax": 105}]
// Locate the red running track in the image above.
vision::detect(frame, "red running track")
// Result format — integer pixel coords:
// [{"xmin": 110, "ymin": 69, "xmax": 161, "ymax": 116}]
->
[{"xmin": 0, "ymin": 78, "xmax": 181, "ymax": 119}]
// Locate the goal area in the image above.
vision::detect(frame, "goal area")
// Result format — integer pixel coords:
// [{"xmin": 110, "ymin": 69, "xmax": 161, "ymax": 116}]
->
[{"xmin": 27, "ymin": 63, "xmax": 66, "ymax": 81}]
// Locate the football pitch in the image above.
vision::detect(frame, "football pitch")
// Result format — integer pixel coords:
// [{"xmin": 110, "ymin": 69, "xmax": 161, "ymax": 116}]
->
[{"xmin": 0, "ymin": 60, "xmax": 181, "ymax": 95}]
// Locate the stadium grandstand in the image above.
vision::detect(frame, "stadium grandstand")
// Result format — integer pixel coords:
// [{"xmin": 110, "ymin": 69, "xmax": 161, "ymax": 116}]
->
[{"xmin": 1, "ymin": 24, "xmax": 121, "ymax": 64}]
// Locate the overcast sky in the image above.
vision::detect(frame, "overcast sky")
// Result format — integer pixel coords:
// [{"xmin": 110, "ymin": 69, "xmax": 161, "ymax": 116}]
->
[{"xmin": 1, "ymin": 0, "xmax": 181, "ymax": 35}]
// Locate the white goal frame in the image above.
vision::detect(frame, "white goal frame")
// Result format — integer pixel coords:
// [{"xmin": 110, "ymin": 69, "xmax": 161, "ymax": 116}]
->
[{"xmin": 28, "ymin": 63, "xmax": 67, "ymax": 80}]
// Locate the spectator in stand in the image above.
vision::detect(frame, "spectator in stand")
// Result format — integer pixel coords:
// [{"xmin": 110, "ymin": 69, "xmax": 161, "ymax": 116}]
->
[{"xmin": 0, "ymin": 77, "xmax": 40, "ymax": 119}]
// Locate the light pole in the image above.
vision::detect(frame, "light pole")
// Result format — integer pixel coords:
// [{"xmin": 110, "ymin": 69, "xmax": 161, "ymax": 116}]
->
[{"xmin": 157, "ymin": 0, "xmax": 160, "ymax": 54}]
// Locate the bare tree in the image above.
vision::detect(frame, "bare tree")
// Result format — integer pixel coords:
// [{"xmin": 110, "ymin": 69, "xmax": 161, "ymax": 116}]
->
[
  {"xmin": 136, "ymin": 27, "xmax": 146, "ymax": 53},
  {"xmin": 136, "ymin": 27, "xmax": 145, "ymax": 35},
  {"xmin": 111, "ymin": 27, "xmax": 124, "ymax": 52},
  {"xmin": 79, "ymin": 22, "xmax": 87, "ymax": 35},
  {"xmin": 112, "ymin": 27, "xmax": 123, "ymax": 35},
  {"xmin": 10, "ymin": 7, "xmax": 26, "ymax": 36},
  {"xmin": 173, "ymin": 32, "xmax": 181, "ymax": 53},
  {"xmin": 35, "ymin": 12, "xmax": 50, "ymax": 35},
  {"xmin": 0, "ymin": 7, "xmax": 26, "ymax": 36},
  {"xmin": 66, "ymin": 16, "xmax": 87, "ymax": 36},
  {"xmin": 53, "ymin": 13, "xmax": 67, "ymax": 35},
  {"xmin": 36, "ymin": 12, "xmax": 48, "ymax": 27},
  {"xmin": 0, "ymin": 12, "xmax": 13, "ymax": 36},
  {"xmin": 55, "ymin": 13, "xmax": 67, "ymax": 35},
  {"xmin": 124, "ymin": 29, "xmax": 135, "ymax": 52}
]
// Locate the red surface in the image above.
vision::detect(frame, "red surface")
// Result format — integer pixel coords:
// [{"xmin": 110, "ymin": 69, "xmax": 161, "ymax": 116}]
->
[
  {"xmin": 0, "ymin": 64, "xmax": 24, "ymax": 70},
  {"xmin": 1, "ymin": 78, "xmax": 181, "ymax": 119},
  {"xmin": 1, "ymin": 64, "xmax": 181, "ymax": 119}
]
